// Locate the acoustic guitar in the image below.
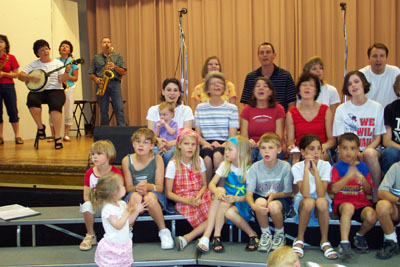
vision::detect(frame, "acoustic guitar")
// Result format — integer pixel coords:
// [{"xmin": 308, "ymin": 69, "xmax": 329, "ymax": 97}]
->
[{"xmin": 26, "ymin": 58, "xmax": 84, "ymax": 92}]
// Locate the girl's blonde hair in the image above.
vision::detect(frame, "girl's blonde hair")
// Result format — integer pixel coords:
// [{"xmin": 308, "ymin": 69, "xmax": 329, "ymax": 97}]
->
[
  {"xmin": 175, "ymin": 129, "xmax": 201, "ymax": 173},
  {"xmin": 88, "ymin": 173, "xmax": 123, "ymax": 209},
  {"xmin": 221, "ymin": 136, "xmax": 251, "ymax": 183},
  {"xmin": 158, "ymin": 101, "xmax": 175, "ymax": 114},
  {"xmin": 90, "ymin": 140, "xmax": 116, "ymax": 163},
  {"xmin": 130, "ymin": 128, "xmax": 158, "ymax": 146},
  {"xmin": 266, "ymin": 246, "xmax": 299, "ymax": 267}
]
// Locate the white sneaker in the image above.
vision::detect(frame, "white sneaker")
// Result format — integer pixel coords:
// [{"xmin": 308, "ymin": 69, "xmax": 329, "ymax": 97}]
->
[
  {"xmin": 258, "ymin": 232, "xmax": 273, "ymax": 252},
  {"xmin": 159, "ymin": 228, "xmax": 174, "ymax": 249},
  {"xmin": 271, "ymin": 232, "xmax": 286, "ymax": 250}
]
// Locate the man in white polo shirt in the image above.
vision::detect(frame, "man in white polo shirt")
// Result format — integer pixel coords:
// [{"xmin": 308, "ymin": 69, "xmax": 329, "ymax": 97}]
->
[{"xmin": 359, "ymin": 43, "xmax": 400, "ymax": 108}]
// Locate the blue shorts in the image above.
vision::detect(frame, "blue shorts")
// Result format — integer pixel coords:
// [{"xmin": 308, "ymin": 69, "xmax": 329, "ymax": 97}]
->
[
  {"xmin": 293, "ymin": 194, "xmax": 332, "ymax": 227},
  {"xmin": 252, "ymin": 193, "xmax": 292, "ymax": 218},
  {"xmin": 124, "ymin": 191, "xmax": 168, "ymax": 211}
]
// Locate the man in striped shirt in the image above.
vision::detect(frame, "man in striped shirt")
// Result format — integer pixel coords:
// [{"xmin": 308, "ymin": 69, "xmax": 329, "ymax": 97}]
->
[{"xmin": 240, "ymin": 42, "xmax": 296, "ymax": 112}]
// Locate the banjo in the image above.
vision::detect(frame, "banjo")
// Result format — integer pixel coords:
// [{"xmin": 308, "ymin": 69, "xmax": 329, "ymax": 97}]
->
[{"xmin": 26, "ymin": 58, "xmax": 84, "ymax": 92}]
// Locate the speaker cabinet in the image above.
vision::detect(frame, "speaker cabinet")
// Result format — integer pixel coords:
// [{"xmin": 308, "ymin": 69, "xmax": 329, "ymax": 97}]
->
[{"xmin": 93, "ymin": 126, "xmax": 145, "ymax": 164}]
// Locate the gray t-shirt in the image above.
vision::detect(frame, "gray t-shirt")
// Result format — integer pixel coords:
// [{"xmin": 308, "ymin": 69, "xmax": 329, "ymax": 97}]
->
[
  {"xmin": 246, "ymin": 159, "xmax": 293, "ymax": 196},
  {"xmin": 378, "ymin": 162, "xmax": 400, "ymax": 197}
]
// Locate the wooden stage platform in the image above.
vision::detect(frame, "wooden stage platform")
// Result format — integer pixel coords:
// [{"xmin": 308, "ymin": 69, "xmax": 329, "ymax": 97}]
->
[{"xmin": 0, "ymin": 136, "xmax": 94, "ymax": 191}]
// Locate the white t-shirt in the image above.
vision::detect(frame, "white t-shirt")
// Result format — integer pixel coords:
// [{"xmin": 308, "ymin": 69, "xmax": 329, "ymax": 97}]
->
[
  {"xmin": 101, "ymin": 201, "xmax": 130, "ymax": 245},
  {"xmin": 215, "ymin": 161, "xmax": 241, "ymax": 177},
  {"xmin": 292, "ymin": 160, "xmax": 331, "ymax": 198},
  {"xmin": 146, "ymin": 104, "xmax": 194, "ymax": 129},
  {"xmin": 165, "ymin": 157, "xmax": 206, "ymax": 179},
  {"xmin": 360, "ymin": 64, "xmax": 400, "ymax": 107},
  {"xmin": 22, "ymin": 59, "xmax": 64, "ymax": 90},
  {"xmin": 333, "ymin": 99, "xmax": 386, "ymax": 151},
  {"xmin": 297, "ymin": 83, "xmax": 340, "ymax": 107}
]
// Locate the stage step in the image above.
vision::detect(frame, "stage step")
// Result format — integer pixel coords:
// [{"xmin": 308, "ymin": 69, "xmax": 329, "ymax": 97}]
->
[{"xmin": 0, "ymin": 163, "xmax": 86, "ymax": 190}]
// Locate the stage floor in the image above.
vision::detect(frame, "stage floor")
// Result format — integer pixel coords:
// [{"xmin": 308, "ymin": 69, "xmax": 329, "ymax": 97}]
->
[{"xmin": 0, "ymin": 136, "xmax": 94, "ymax": 190}]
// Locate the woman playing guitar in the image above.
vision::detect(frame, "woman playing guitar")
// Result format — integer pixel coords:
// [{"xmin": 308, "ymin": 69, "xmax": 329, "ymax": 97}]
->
[
  {"xmin": 0, "ymin": 34, "xmax": 24, "ymax": 145},
  {"xmin": 18, "ymin": 39, "xmax": 71, "ymax": 149},
  {"xmin": 48, "ymin": 40, "xmax": 79, "ymax": 142}
]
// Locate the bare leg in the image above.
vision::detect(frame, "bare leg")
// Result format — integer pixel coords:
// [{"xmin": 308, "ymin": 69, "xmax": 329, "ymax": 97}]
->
[
  {"xmin": 204, "ymin": 156, "xmax": 213, "ymax": 182},
  {"xmin": 202, "ymin": 188, "xmax": 224, "ymax": 239},
  {"xmin": 359, "ymin": 207, "xmax": 377, "ymax": 235},
  {"xmin": 82, "ymin": 211, "xmax": 95, "ymax": 235},
  {"xmin": 254, "ymin": 198, "xmax": 269, "ymax": 228},
  {"xmin": 128, "ymin": 193, "xmax": 144, "ymax": 227},
  {"xmin": 29, "ymin": 107, "xmax": 43, "ymax": 129},
  {"xmin": 50, "ymin": 110, "xmax": 63, "ymax": 139},
  {"xmin": 269, "ymin": 200, "xmax": 284, "ymax": 229},
  {"xmin": 11, "ymin": 122, "xmax": 21, "ymax": 138},
  {"xmin": 183, "ymin": 220, "xmax": 208, "ymax": 244},
  {"xmin": 339, "ymin": 203, "xmax": 354, "ymax": 241},
  {"xmin": 316, "ymin": 198, "xmax": 330, "ymax": 244},
  {"xmin": 225, "ymin": 206, "xmax": 257, "ymax": 237},
  {"xmin": 64, "ymin": 124, "xmax": 71, "ymax": 139},
  {"xmin": 376, "ymin": 200, "xmax": 397, "ymax": 235},
  {"xmin": 144, "ymin": 193, "xmax": 166, "ymax": 230},
  {"xmin": 361, "ymin": 148, "xmax": 381, "ymax": 203},
  {"xmin": 213, "ymin": 201, "xmax": 233, "ymax": 237},
  {"xmin": 213, "ymin": 152, "xmax": 224, "ymax": 173},
  {"xmin": 296, "ymin": 198, "xmax": 315, "ymax": 242}
]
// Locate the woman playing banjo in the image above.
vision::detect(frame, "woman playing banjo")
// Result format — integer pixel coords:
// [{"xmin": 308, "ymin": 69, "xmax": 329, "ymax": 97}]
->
[{"xmin": 18, "ymin": 39, "xmax": 71, "ymax": 149}]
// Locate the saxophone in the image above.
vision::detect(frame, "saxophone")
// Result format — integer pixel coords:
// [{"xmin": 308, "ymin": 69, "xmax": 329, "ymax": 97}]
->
[{"xmin": 96, "ymin": 47, "xmax": 114, "ymax": 96}]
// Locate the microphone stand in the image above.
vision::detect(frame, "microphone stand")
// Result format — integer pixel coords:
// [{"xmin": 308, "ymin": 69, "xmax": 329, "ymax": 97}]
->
[
  {"xmin": 341, "ymin": 2, "xmax": 348, "ymax": 101},
  {"xmin": 178, "ymin": 12, "xmax": 188, "ymax": 104}
]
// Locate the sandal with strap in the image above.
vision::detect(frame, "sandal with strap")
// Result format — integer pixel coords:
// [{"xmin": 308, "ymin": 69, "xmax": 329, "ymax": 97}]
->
[
  {"xmin": 37, "ymin": 125, "xmax": 46, "ymax": 140},
  {"xmin": 34, "ymin": 125, "xmax": 46, "ymax": 149},
  {"xmin": 54, "ymin": 137, "xmax": 63, "ymax": 150},
  {"xmin": 212, "ymin": 236, "xmax": 224, "ymax": 253},
  {"xmin": 79, "ymin": 234, "xmax": 97, "ymax": 251},
  {"xmin": 321, "ymin": 242, "xmax": 338, "ymax": 260},
  {"xmin": 196, "ymin": 236, "xmax": 210, "ymax": 254},
  {"xmin": 174, "ymin": 236, "xmax": 188, "ymax": 251},
  {"xmin": 292, "ymin": 239, "xmax": 304, "ymax": 258},
  {"xmin": 245, "ymin": 236, "xmax": 259, "ymax": 251}
]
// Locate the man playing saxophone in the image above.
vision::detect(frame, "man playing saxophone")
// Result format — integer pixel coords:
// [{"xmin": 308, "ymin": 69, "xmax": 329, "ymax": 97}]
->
[{"xmin": 89, "ymin": 37, "xmax": 126, "ymax": 126}]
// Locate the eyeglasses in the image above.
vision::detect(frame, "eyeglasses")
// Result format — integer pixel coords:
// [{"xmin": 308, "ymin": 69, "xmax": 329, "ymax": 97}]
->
[
  {"xmin": 209, "ymin": 81, "xmax": 225, "ymax": 86},
  {"xmin": 134, "ymin": 139, "xmax": 151, "ymax": 145}
]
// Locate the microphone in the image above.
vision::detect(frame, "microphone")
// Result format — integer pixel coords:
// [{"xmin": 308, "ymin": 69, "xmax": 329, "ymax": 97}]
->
[
  {"xmin": 340, "ymin": 2, "xmax": 346, "ymax": 11},
  {"xmin": 178, "ymin": 8, "xmax": 188, "ymax": 14}
]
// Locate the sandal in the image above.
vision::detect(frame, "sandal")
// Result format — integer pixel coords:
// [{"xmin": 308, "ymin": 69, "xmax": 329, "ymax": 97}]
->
[
  {"xmin": 245, "ymin": 236, "xmax": 259, "ymax": 251},
  {"xmin": 196, "ymin": 236, "xmax": 210, "ymax": 253},
  {"xmin": 63, "ymin": 136, "xmax": 71, "ymax": 142},
  {"xmin": 79, "ymin": 234, "xmax": 97, "ymax": 251},
  {"xmin": 15, "ymin": 137, "xmax": 24, "ymax": 144},
  {"xmin": 292, "ymin": 239, "xmax": 304, "ymax": 258},
  {"xmin": 37, "ymin": 125, "xmax": 46, "ymax": 140},
  {"xmin": 0, "ymin": 137, "xmax": 3, "ymax": 144},
  {"xmin": 34, "ymin": 125, "xmax": 46, "ymax": 149},
  {"xmin": 321, "ymin": 242, "xmax": 338, "ymax": 260},
  {"xmin": 212, "ymin": 236, "xmax": 224, "ymax": 253},
  {"xmin": 175, "ymin": 236, "xmax": 187, "ymax": 251},
  {"xmin": 54, "ymin": 137, "xmax": 63, "ymax": 150}
]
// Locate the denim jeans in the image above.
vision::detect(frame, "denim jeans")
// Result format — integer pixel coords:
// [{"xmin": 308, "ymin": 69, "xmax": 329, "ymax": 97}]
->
[
  {"xmin": 381, "ymin": 146, "xmax": 400, "ymax": 174},
  {"xmin": 97, "ymin": 80, "xmax": 126, "ymax": 126},
  {"xmin": 153, "ymin": 146, "xmax": 176, "ymax": 167},
  {"xmin": 0, "ymin": 83, "xmax": 19, "ymax": 123}
]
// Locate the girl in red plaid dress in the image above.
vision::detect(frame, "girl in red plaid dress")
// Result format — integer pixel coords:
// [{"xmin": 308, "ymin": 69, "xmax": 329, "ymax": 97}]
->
[{"xmin": 165, "ymin": 128, "xmax": 213, "ymax": 250}]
